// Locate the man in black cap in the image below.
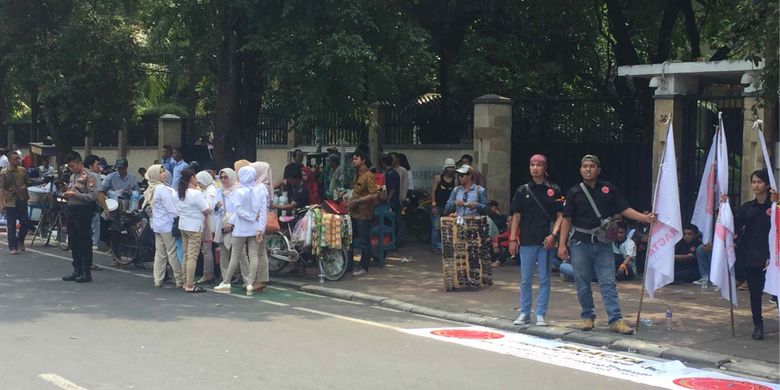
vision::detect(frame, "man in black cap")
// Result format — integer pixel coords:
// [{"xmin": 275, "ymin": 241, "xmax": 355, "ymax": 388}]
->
[{"xmin": 558, "ymin": 154, "xmax": 655, "ymax": 335}]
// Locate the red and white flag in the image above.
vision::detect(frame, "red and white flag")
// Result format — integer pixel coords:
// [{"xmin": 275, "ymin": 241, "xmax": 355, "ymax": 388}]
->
[
  {"xmin": 691, "ymin": 132, "xmax": 718, "ymax": 244},
  {"xmin": 645, "ymin": 122, "xmax": 682, "ymax": 297},
  {"xmin": 756, "ymin": 126, "xmax": 780, "ymax": 297},
  {"xmin": 709, "ymin": 117, "xmax": 737, "ymax": 304}
]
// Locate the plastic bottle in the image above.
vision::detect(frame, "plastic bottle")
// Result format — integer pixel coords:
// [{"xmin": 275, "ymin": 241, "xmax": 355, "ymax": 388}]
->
[
  {"xmin": 130, "ymin": 190, "xmax": 140, "ymax": 211},
  {"xmin": 665, "ymin": 305, "xmax": 673, "ymax": 331}
]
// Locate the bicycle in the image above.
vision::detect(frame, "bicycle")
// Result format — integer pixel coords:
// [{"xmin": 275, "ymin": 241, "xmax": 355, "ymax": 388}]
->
[
  {"xmin": 30, "ymin": 194, "xmax": 69, "ymax": 251},
  {"xmin": 266, "ymin": 205, "xmax": 348, "ymax": 281},
  {"xmin": 110, "ymin": 208, "xmax": 154, "ymax": 266}
]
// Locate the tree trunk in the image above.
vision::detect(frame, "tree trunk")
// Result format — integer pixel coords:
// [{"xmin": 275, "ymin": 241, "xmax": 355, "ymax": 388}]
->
[
  {"xmin": 653, "ymin": 0, "xmax": 681, "ymax": 63},
  {"xmin": 604, "ymin": 0, "xmax": 641, "ymax": 66},
  {"xmin": 211, "ymin": 3, "xmax": 241, "ymax": 167},
  {"xmin": 237, "ymin": 52, "xmax": 264, "ymax": 162},
  {"xmin": 680, "ymin": 0, "xmax": 701, "ymax": 60}
]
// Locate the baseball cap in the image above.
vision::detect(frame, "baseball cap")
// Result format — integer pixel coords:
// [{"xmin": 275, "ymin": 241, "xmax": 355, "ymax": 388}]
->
[
  {"xmin": 115, "ymin": 158, "xmax": 128, "ymax": 168},
  {"xmin": 456, "ymin": 164, "xmax": 471, "ymax": 174},
  {"xmin": 581, "ymin": 154, "xmax": 600, "ymax": 166},
  {"xmin": 443, "ymin": 158, "xmax": 456, "ymax": 170}
]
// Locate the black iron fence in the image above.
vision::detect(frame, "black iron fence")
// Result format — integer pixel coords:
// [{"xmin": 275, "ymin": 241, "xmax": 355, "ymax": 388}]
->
[
  {"xmin": 299, "ymin": 113, "xmax": 368, "ymax": 146},
  {"xmin": 257, "ymin": 110, "xmax": 288, "ymax": 145},
  {"xmin": 383, "ymin": 95, "xmax": 473, "ymax": 145}
]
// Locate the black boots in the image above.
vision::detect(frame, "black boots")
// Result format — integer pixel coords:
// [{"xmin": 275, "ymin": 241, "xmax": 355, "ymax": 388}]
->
[
  {"xmin": 63, "ymin": 266, "xmax": 92, "ymax": 282},
  {"xmin": 752, "ymin": 323, "xmax": 764, "ymax": 341},
  {"xmin": 75, "ymin": 267, "xmax": 92, "ymax": 283},
  {"xmin": 62, "ymin": 270, "xmax": 80, "ymax": 281}
]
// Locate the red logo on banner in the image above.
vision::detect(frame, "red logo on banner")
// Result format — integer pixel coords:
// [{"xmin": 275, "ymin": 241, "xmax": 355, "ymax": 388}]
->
[
  {"xmin": 767, "ymin": 208, "xmax": 772, "ymax": 216},
  {"xmin": 601, "ymin": 186, "xmax": 610, "ymax": 194},
  {"xmin": 430, "ymin": 329, "xmax": 505, "ymax": 340},
  {"xmin": 547, "ymin": 189, "xmax": 555, "ymax": 197},
  {"xmin": 672, "ymin": 377, "xmax": 772, "ymax": 390}
]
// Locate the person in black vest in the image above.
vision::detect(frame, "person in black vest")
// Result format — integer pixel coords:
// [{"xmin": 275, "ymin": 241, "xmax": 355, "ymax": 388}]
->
[
  {"xmin": 735, "ymin": 169, "xmax": 779, "ymax": 340},
  {"xmin": 509, "ymin": 154, "xmax": 563, "ymax": 327},
  {"xmin": 558, "ymin": 155, "xmax": 655, "ymax": 335}
]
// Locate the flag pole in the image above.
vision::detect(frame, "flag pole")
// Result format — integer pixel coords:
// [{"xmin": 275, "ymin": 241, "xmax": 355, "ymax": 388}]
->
[
  {"xmin": 636, "ymin": 114, "xmax": 671, "ymax": 332},
  {"xmin": 717, "ymin": 112, "xmax": 736, "ymax": 338}
]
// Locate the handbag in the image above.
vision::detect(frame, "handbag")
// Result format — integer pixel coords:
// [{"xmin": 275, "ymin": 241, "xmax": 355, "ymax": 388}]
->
[
  {"xmin": 265, "ymin": 211, "xmax": 280, "ymax": 234},
  {"xmin": 576, "ymin": 183, "xmax": 620, "ymax": 243}
]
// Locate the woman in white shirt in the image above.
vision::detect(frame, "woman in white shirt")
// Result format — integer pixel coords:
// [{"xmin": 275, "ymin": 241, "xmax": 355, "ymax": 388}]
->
[
  {"xmin": 196, "ymin": 171, "xmax": 218, "ymax": 283},
  {"xmin": 176, "ymin": 167, "xmax": 210, "ymax": 293},
  {"xmin": 215, "ymin": 166, "xmax": 265, "ymax": 296},
  {"xmin": 146, "ymin": 165, "xmax": 184, "ymax": 288},
  {"xmin": 251, "ymin": 161, "xmax": 272, "ymax": 292},
  {"xmin": 213, "ymin": 168, "xmax": 239, "ymax": 282}
]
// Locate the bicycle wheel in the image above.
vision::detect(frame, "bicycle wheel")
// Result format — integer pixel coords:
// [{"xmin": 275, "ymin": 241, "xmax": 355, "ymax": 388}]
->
[
  {"xmin": 57, "ymin": 216, "xmax": 69, "ymax": 251},
  {"xmin": 266, "ymin": 232, "xmax": 291, "ymax": 273},
  {"xmin": 112, "ymin": 232, "xmax": 138, "ymax": 265},
  {"xmin": 319, "ymin": 248, "xmax": 347, "ymax": 281}
]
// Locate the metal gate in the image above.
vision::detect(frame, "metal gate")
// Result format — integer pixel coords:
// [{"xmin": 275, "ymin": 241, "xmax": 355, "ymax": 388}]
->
[
  {"xmin": 680, "ymin": 95, "xmax": 743, "ymax": 220},
  {"xmin": 511, "ymin": 97, "xmax": 653, "ymax": 210}
]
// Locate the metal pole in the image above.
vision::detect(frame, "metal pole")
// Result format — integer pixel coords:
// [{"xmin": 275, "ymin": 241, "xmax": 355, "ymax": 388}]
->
[{"xmin": 726, "ymin": 263, "xmax": 736, "ymax": 338}]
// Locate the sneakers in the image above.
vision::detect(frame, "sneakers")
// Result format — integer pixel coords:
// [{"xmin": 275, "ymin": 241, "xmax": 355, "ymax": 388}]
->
[
  {"xmin": 246, "ymin": 284, "xmax": 254, "ymax": 296},
  {"xmin": 92, "ymin": 245, "xmax": 98, "ymax": 251},
  {"xmin": 536, "ymin": 315, "xmax": 548, "ymax": 327},
  {"xmin": 692, "ymin": 276, "xmax": 709, "ymax": 286},
  {"xmin": 609, "ymin": 319, "xmax": 635, "ymax": 335},
  {"xmin": 752, "ymin": 324, "xmax": 764, "ymax": 340},
  {"xmin": 9, "ymin": 249, "xmax": 18, "ymax": 255},
  {"xmin": 352, "ymin": 269, "xmax": 367, "ymax": 277},
  {"xmin": 580, "ymin": 318, "xmax": 595, "ymax": 331},
  {"xmin": 213, "ymin": 282, "xmax": 232, "ymax": 293},
  {"xmin": 513, "ymin": 313, "xmax": 530, "ymax": 325}
]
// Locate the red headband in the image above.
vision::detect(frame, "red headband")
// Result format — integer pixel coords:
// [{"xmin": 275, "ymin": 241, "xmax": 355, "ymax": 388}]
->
[{"xmin": 530, "ymin": 154, "xmax": 547, "ymax": 167}]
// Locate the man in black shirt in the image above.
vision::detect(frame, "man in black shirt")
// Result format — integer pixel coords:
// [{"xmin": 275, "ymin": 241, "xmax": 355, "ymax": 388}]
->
[
  {"xmin": 509, "ymin": 154, "xmax": 563, "ymax": 327},
  {"xmin": 558, "ymin": 155, "xmax": 654, "ymax": 335},
  {"xmin": 673, "ymin": 224, "xmax": 702, "ymax": 283}
]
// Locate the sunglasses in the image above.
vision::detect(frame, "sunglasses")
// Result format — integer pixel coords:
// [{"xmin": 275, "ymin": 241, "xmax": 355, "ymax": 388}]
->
[{"xmin": 457, "ymin": 173, "xmax": 469, "ymax": 178}]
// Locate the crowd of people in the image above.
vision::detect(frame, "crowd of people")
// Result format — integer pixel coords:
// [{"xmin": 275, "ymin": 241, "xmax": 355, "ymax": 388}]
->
[{"xmin": 0, "ymin": 143, "xmax": 777, "ymax": 340}]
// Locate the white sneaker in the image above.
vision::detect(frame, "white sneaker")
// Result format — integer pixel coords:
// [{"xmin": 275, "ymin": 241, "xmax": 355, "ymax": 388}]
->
[
  {"xmin": 692, "ymin": 277, "xmax": 706, "ymax": 285},
  {"xmin": 513, "ymin": 313, "xmax": 530, "ymax": 325},
  {"xmin": 246, "ymin": 284, "xmax": 254, "ymax": 296},
  {"xmin": 213, "ymin": 282, "xmax": 232, "ymax": 293},
  {"xmin": 92, "ymin": 245, "xmax": 98, "ymax": 251},
  {"xmin": 536, "ymin": 315, "xmax": 548, "ymax": 327},
  {"xmin": 352, "ymin": 269, "xmax": 367, "ymax": 277}
]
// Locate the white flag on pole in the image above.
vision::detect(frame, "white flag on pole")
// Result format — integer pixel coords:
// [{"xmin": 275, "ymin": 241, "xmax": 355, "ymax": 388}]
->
[
  {"xmin": 711, "ymin": 202, "xmax": 737, "ymax": 304},
  {"xmin": 709, "ymin": 116, "xmax": 737, "ymax": 304},
  {"xmin": 645, "ymin": 122, "xmax": 682, "ymax": 297},
  {"xmin": 756, "ymin": 126, "xmax": 780, "ymax": 297},
  {"xmin": 691, "ymin": 132, "xmax": 718, "ymax": 244}
]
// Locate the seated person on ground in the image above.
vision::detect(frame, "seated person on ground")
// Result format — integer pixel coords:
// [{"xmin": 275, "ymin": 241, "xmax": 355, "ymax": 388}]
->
[
  {"xmin": 674, "ymin": 223, "xmax": 702, "ymax": 283},
  {"xmin": 613, "ymin": 223, "xmax": 638, "ymax": 281}
]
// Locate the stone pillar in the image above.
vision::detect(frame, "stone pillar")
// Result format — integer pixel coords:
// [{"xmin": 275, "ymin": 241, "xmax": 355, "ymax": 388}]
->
[
  {"xmin": 6, "ymin": 125, "xmax": 14, "ymax": 149},
  {"xmin": 368, "ymin": 102, "xmax": 386, "ymax": 165},
  {"xmin": 473, "ymin": 94, "xmax": 512, "ymax": 211},
  {"xmin": 117, "ymin": 127, "xmax": 127, "ymax": 158},
  {"xmin": 286, "ymin": 119, "xmax": 297, "ymax": 149},
  {"xmin": 648, "ymin": 75, "xmax": 695, "ymax": 191},
  {"xmin": 158, "ymin": 114, "xmax": 182, "ymax": 151},
  {"xmin": 84, "ymin": 134, "xmax": 93, "ymax": 156},
  {"xmin": 741, "ymin": 94, "xmax": 776, "ymax": 197}
]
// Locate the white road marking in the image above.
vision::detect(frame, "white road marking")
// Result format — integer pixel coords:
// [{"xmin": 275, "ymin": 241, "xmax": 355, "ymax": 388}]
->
[
  {"xmin": 327, "ymin": 297, "xmax": 363, "ymax": 305},
  {"xmin": 292, "ymin": 306, "xmax": 401, "ymax": 330},
  {"xmin": 257, "ymin": 299, "xmax": 290, "ymax": 307},
  {"xmin": 38, "ymin": 373, "xmax": 88, "ymax": 390}
]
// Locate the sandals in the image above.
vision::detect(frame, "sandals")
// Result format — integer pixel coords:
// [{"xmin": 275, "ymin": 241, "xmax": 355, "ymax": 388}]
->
[{"xmin": 185, "ymin": 286, "xmax": 207, "ymax": 293}]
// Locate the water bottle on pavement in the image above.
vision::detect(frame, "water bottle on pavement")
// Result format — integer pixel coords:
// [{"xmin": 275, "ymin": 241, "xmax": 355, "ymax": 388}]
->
[{"xmin": 665, "ymin": 305, "xmax": 673, "ymax": 331}]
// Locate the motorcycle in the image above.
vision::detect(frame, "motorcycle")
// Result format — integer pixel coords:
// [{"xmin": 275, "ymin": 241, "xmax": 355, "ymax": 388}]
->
[{"xmin": 402, "ymin": 189, "xmax": 432, "ymax": 244}]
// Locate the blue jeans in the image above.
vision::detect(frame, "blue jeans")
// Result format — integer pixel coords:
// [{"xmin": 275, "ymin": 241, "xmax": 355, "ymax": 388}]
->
[
  {"xmin": 431, "ymin": 209, "xmax": 441, "ymax": 250},
  {"xmin": 552, "ymin": 257, "xmax": 575, "ymax": 280},
  {"xmin": 349, "ymin": 218, "xmax": 372, "ymax": 271},
  {"xmin": 570, "ymin": 239, "xmax": 623, "ymax": 324},
  {"xmin": 518, "ymin": 245, "xmax": 552, "ymax": 315},
  {"xmin": 696, "ymin": 244, "xmax": 710, "ymax": 279}
]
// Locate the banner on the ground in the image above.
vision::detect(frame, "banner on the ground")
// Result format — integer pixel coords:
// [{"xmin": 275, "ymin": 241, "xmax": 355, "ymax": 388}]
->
[{"xmin": 402, "ymin": 326, "xmax": 778, "ymax": 390}]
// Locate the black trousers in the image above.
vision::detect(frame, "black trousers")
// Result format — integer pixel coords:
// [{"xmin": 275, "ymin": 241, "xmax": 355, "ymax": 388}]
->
[
  {"xmin": 67, "ymin": 205, "xmax": 95, "ymax": 272},
  {"xmin": 744, "ymin": 266, "xmax": 766, "ymax": 326},
  {"xmin": 348, "ymin": 218, "xmax": 373, "ymax": 272}
]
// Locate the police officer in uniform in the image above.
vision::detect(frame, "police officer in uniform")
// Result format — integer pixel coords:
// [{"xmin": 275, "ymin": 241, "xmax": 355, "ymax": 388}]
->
[
  {"xmin": 557, "ymin": 155, "xmax": 655, "ymax": 334},
  {"xmin": 62, "ymin": 152, "xmax": 99, "ymax": 283}
]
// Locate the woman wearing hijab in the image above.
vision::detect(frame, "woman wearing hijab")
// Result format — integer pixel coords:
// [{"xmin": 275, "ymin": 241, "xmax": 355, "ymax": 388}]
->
[
  {"xmin": 302, "ymin": 166, "xmax": 320, "ymax": 205},
  {"xmin": 176, "ymin": 168, "xmax": 210, "ymax": 293},
  {"xmin": 144, "ymin": 165, "xmax": 183, "ymax": 288},
  {"xmin": 214, "ymin": 166, "xmax": 265, "ymax": 296},
  {"xmin": 196, "ymin": 171, "xmax": 218, "ymax": 283},
  {"xmin": 214, "ymin": 168, "xmax": 239, "ymax": 282},
  {"xmin": 251, "ymin": 161, "xmax": 273, "ymax": 292}
]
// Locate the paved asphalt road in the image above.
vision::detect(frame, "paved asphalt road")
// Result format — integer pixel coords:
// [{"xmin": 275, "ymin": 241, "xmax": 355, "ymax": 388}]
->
[{"xmin": 0, "ymin": 243, "xmax": 738, "ymax": 390}]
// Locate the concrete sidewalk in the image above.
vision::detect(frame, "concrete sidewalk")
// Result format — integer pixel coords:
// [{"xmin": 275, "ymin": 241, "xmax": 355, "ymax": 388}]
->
[{"xmin": 274, "ymin": 242, "xmax": 780, "ymax": 381}]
